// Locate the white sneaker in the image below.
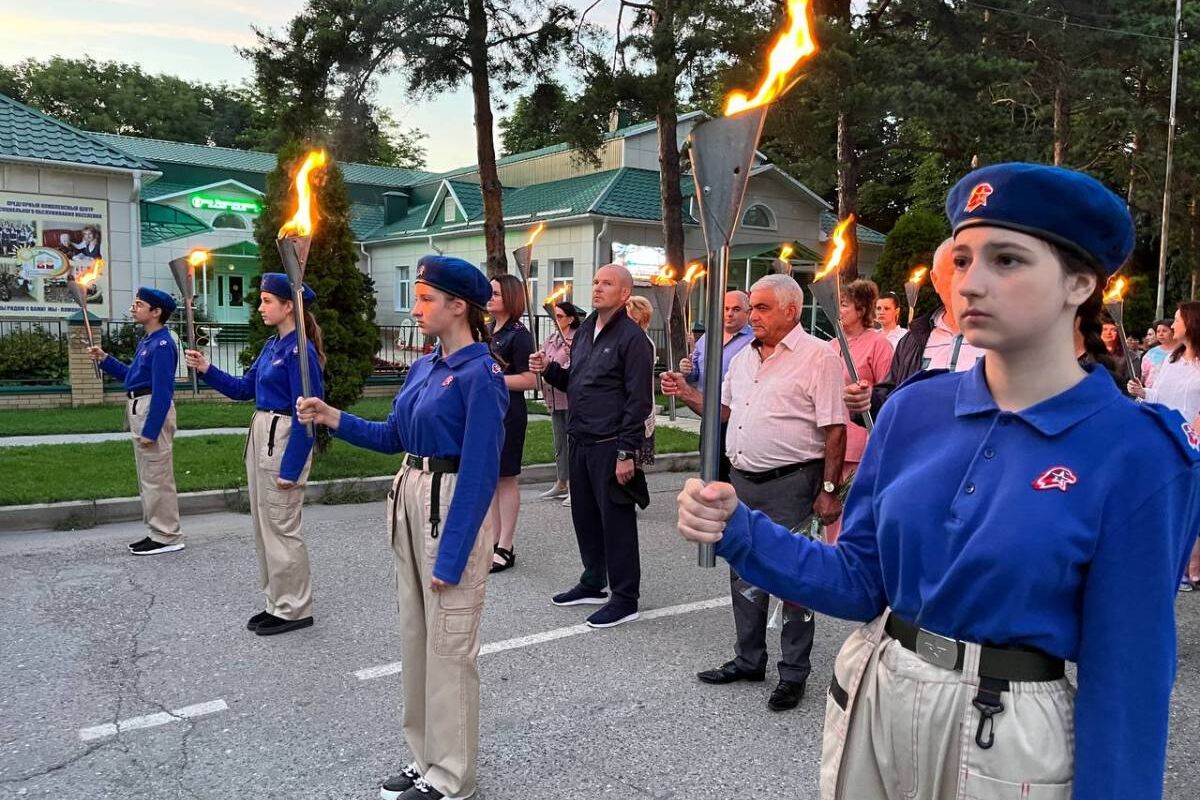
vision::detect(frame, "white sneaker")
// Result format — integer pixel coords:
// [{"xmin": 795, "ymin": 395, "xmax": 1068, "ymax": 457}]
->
[
  {"xmin": 539, "ymin": 485, "xmax": 568, "ymax": 500},
  {"xmin": 562, "ymin": 496, "xmax": 571, "ymax": 508}
]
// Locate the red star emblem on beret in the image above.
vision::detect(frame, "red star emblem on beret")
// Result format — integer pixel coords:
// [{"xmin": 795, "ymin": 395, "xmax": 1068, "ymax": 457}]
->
[{"xmin": 965, "ymin": 183, "xmax": 993, "ymax": 213}]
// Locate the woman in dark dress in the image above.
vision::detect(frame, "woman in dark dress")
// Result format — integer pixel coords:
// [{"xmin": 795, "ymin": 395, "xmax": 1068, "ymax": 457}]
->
[{"xmin": 487, "ymin": 274, "xmax": 536, "ymax": 572}]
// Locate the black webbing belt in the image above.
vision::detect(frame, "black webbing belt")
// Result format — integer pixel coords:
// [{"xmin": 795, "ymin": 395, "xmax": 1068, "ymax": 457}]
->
[
  {"xmin": 404, "ymin": 454, "xmax": 460, "ymax": 540},
  {"xmin": 884, "ymin": 613, "xmax": 1065, "ymax": 750}
]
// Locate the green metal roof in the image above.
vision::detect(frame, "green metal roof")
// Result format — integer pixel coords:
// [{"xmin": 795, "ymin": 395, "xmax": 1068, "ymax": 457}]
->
[
  {"xmin": 140, "ymin": 202, "xmax": 209, "ymax": 246},
  {"xmin": 92, "ymin": 132, "xmax": 439, "ymax": 189},
  {"xmin": 0, "ymin": 93, "xmax": 156, "ymax": 171},
  {"xmin": 447, "ymin": 180, "xmax": 484, "ymax": 220},
  {"xmin": 349, "ymin": 202, "xmax": 384, "ymax": 239},
  {"xmin": 208, "ymin": 241, "xmax": 259, "ymax": 261},
  {"xmin": 142, "ymin": 181, "xmax": 201, "ymax": 201},
  {"xmin": 820, "ymin": 211, "xmax": 887, "ymax": 246}
]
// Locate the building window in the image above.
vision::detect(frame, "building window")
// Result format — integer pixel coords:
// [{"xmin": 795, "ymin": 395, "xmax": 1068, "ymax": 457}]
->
[
  {"xmin": 741, "ymin": 203, "xmax": 775, "ymax": 230},
  {"xmin": 551, "ymin": 258, "xmax": 574, "ymax": 301},
  {"xmin": 527, "ymin": 259, "xmax": 538, "ymax": 306},
  {"xmin": 443, "ymin": 197, "xmax": 457, "ymax": 223},
  {"xmin": 395, "ymin": 265, "xmax": 412, "ymax": 311},
  {"xmin": 212, "ymin": 212, "xmax": 248, "ymax": 230}
]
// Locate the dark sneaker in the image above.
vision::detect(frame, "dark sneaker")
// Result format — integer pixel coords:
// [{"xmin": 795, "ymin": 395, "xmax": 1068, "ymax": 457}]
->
[
  {"xmin": 127, "ymin": 536, "xmax": 152, "ymax": 551},
  {"xmin": 767, "ymin": 679, "xmax": 806, "ymax": 712},
  {"xmin": 130, "ymin": 539, "xmax": 185, "ymax": 556},
  {"xmin": 380, "ymin": 763, "xmax": 422, "ymax": 800},
  {"xmin": 585, "ymin": 603, "xmax": 639, "ymax": 628},
  {"xmin": 551, "ymin": 585, "xmax": 609, "ymax": 606},
  {"xmin": 254, "ymin": 616, "xmax": 313, "ymax": 636},
  {"xmin": 1181, "ymin": 579, "xmax": 1195, "ymax": 593},
  {"xmin": 397, "ymin": 777, "xmax": 472, "ymax": 799},
  {"xmin": 246, "ymin": 611, "xmax": 275, "ymax": 631},
  {"xmin": 696, "ymin": 660, "xmax": 766, "ymax": 685}
]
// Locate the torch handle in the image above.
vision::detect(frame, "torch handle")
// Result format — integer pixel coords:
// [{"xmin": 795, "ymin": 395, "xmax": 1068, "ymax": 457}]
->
[
  {"xmin": 834, "ymin": 326, "xmax": 874, "ymax": 432},
  {"xmin": 82, "ymin": 313, "xmax": 101, "ymax": 380},
  {"xmin": 186, "ymin": 300, "xmax": 198, "ymax": 397}
]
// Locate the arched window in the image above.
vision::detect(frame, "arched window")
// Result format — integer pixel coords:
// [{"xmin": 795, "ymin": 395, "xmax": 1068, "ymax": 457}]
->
[
  {"xmin": 212, "ymin": 212, "xmax": 248, "ymax": 230},
  {"xmin": 741, "ymin": 203, "xmax": 775, "ymax": 229}
]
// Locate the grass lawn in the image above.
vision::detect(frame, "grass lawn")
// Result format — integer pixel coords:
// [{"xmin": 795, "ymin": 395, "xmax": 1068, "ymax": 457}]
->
[
  {"xmin": 0, "ymin": 422, "xmax": 700, "ymax": 506},
  {"xmin": 0, "ymin": 397, "xmax": 398, "ymax": 436}
]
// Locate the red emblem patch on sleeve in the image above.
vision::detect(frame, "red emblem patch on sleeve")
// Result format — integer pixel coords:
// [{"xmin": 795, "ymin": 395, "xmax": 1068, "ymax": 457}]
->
[
  {"xmin": 491, "ymin": 363, "xmax": 502, "ymax": 374},
  {"xmin": 441, "ymin": 375, "xmax": 455, "ymax": 387},
  {"xmin": 1032, "ymin": 466, "xmax": 1077, "ymax": 493},
  {"xmin": 965, "ymin": 183, "xmax": 993, "ymax": 213},
  {"xmin": 1183, "ymin": 422, "xmax": 1200, "ymax": 451}
]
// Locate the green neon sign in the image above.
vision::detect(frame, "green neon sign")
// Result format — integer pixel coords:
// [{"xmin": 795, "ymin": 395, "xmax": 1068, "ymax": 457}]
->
[{"xmin": 190, "ymin": 195, "xmax": 261, "ymax": 214}]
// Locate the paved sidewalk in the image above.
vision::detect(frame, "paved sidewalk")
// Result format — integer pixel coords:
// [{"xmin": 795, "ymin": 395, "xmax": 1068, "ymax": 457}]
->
[{"xmin": 0, "ymin": 428, "xmax": 246, "ymax": 447}]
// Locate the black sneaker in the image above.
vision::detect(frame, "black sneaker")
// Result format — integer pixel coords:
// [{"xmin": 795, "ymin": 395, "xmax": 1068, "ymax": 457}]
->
[
  {"xmin": 127, "ymin": 536, "xmax": 152, "ymax": 551},
  {"xmin": 380, "ymin": 763, "xmax": 422, "ymax": 800},
  {"xmin": 551, "ymin": 585, "xmax": 609, "ymax": 606},
  {"xmin": 397, "ymin": 778, "xmax": 448, "ymax": 799},
  {"xmin": 254, "ymin": 615, "xmax": 313, "ymax": 636},
  {"xmin": 246, "ymin": 611, "xmax": 275, "ymax": 631},
  {"xmin": 585, "ymin": 602, "xmax": 639, "ymax": 628},
  {"xmin": 130, "ymin": 539, "xmax": 185, "ymax": 556}
]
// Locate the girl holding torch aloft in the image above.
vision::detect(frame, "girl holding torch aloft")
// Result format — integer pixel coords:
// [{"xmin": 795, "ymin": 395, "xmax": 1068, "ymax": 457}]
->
[
  {"xmin": 298, "ymin": 256, "xmax": 506, "ymax": 800},
  {"xmin": 678, "ymin": 163, "xmax": 1200, "ymax": 800},
  {"xmin": 184, "ymin": 274, "xmax": 325, "ymax": 636}
]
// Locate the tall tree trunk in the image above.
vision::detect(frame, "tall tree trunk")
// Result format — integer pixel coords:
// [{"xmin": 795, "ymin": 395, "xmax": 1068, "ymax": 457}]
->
[
  {"xmin": 467, "ymin": 0, "xmax": 507, "ymax": 276},
  {"xmin": 1053, "ymin": 82, "xmax": 1070, "ymax": 166},
  {"xmin": 653, "ymin": 0, "xmax": 686, "ymax": 362},
  {"xmin": 1128, "ymin": 69, "xmax": 1145, "ymax": 205},
  {"xmin": 1191, "ymin": 196, "xmax": 1199, "ymax": 300},
  {"xmin": 836, "ymin": 110, "xmax": 860, "ymax": 279}
]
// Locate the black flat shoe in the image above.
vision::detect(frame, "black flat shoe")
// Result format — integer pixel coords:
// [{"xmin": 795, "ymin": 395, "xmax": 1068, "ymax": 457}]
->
[
  {"xmin": 696, "ymin": 660, "xmax": 766, "ymax": 685},
  {"xmin": 246, "ymin": 611, "xmax": 275, "ymax": 631},
  {"xmin": 767, "ymin": 679, "xmax": 806, "ymax": 711},
  {"xmin": 255, "ymin": 615, "xmax": 314, "ymax": 636},
  {"xmin": 490, "ymin": 545, "xmax": 515, "ymax": 574}
]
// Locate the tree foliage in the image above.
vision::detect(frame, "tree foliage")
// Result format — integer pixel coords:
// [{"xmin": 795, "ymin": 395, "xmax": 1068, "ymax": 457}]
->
[{"xmin": 870, "ymin": 208, "xmax": 948, "ymax": 319}]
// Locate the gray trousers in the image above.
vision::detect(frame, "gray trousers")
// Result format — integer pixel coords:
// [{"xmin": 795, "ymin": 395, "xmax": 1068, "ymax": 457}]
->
[
  {"xmin": 728, "ymin": 462, "xmax": 822, "ymax": 684},
  {"xmin": 551, "ymin": 409, "xmax": 570, "ymax": 484}
]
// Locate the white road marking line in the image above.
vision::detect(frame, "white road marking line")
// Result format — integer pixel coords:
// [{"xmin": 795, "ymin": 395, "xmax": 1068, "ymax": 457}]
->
[
  {"xmin": 78, "ymin": 699, "xmax": 228, "ymax": 741},
  {"xmin": 353, "ymin": 594, "xmax": 732, "ymax": 681}
]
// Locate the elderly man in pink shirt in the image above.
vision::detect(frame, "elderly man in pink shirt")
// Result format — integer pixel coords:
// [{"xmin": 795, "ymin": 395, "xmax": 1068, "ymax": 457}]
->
[{"xmin": 662, "ymin": 274, "xmax": 846, "ymax": 711}]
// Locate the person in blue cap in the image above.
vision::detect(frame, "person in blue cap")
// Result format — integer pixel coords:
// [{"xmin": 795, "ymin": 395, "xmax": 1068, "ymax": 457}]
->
[
  {"xmin": 88, "ymin": 287, "xmax": 184, "ymax": 556},
  {"xmin": 183, "ymin": 273, "xmax": 325, "ymax": 637},
  {"xmin": 676, "ymin": 162, "xmax": 1200, "ymax": 800},
  {"xmin": 298, "ymin": 255, "xmax": 506, "ymax": 800}
]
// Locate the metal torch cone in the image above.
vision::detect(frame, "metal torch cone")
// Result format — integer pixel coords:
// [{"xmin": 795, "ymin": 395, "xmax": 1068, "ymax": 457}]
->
[
  {"xmin": 904, "ymin": 280, "xmax": 920, "ymax": 326},
  {"xmin": 512, "ymin": 243, "xmax": 544, "ymax": 395},
  {"xmin": 1104, "ymin": 299, "xmax": 1139, "ymax": 384},
  {"xmin": 648, "ymin": 283, "xmax": 678, "ymax": 421},
  {"xmin": 688, "ymin": 105, "xmax": 768, "ymax": 567},
  {"xmin": 168, "ymin": 257, "xmax": 199, "ymax": 396},
  {"xmin": 277, "ymin": 234, "xmax": 315, "ymax": 438},
  {"xmin": 67, "ymin": 281, "xmax": 102, "ymax": 379},
  {"xmin": 772, "ymin": 256, "xmax": 794, "ymax": 277},
  {"xmin": 810, "ymin": 276, "xmax": 873, "ymax": 432}
]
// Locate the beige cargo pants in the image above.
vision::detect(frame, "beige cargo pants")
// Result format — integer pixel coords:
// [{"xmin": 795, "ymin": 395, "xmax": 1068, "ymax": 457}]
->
[
  {"xmin": 128, "ymin": 396, "xmax": 181, "ymax": 544},
  {"xmin": 389, "ymin": 462, "xmax": 493, "ymax": 800},
  {"xmin": 822, "ymin": 614, "xmax": 1075, "ymax": 800},
  {"xmin": 245, "ymin": 411, "xmax": 312, "ymax": 620}
]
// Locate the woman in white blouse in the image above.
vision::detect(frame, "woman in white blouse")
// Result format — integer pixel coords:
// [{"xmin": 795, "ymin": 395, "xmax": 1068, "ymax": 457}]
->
[{"xmin": 1130, "ymin": 301, "xmax": 1200, "ymax": 589}]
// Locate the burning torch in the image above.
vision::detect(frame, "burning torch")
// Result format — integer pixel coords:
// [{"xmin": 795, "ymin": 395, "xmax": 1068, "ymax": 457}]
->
[
  {"xmin": 66, "ymin": 259, "xmax": 105, "ymax": 379},
  {"xmin": 169, "ymin": 249, "xmax": 207, "ymax": 396},
  {"xmin": 276, "ymin": 150, "xmax": 327, "ymax": 438},
  {"xmin": 809, "ymin": 215, "xmax": 874, "ymax": 435},
  {"xmin": 647, "ymin": 265, "xmax": 680, "ymax": 421},
  {"xmin": 513, "ymin": 222, "xmax": 547, "ymax": 393},
  {"xmin": 678, "ymin": 261, "xmax": 706, "ymax": 351},
  {"xmin": 773, "ymin": 244, "xmax": 795, "ymax": 277},
  {"xmin": 904, "ymin": 265, "xmax": 928, "ymax": 326},
  {"xmin": 689, "ymin": 0, "xmax": 817, "ymax": 566},
  {"xmin": 1103, "ymin": 276, "xmax": 1139, "ymax": 383}
]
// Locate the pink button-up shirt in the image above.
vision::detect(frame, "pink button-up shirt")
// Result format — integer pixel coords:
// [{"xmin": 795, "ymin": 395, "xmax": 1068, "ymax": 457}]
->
[
  {"xmin": 542, "ymin": 328, "xmax": 574, "ymax": 412},
  {"xmin": 722, "ymin": 322, "xmax": 846, "ymax": 471},
  {"xmin": 830, "ymin": 328, "xmax": 894, "ymax": 464}
]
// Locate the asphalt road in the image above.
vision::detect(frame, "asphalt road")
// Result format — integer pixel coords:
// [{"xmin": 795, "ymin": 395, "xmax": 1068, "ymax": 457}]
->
[{"xmin": 1, "ymin": 472, "xmax": 1198, "ymax": 799}]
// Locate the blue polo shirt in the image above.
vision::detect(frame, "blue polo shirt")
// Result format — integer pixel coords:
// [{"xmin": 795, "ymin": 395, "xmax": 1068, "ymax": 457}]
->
[
  {"xmin": 335, "ymin": 342, "xmax": 508, "ymax": 585},
  {"xmin": 201, "ymin": 331, "xmax": 323, "ymax": 482},
  {"xmin": 99, "ymin": 326, "xmax": 176, "ymax": 441},
  {"xmin": 716, "ymin": 360, "xmax": 1200, "ymax": 800},
  {"xmin": 685, "ymin": 324, "xmax": 754, "ymax": 392}
]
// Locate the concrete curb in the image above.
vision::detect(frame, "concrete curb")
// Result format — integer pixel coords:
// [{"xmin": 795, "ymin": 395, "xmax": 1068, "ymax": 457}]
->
[{"xmin": 0, "ymin": 453, "xmax": 700, "ymax": 533}]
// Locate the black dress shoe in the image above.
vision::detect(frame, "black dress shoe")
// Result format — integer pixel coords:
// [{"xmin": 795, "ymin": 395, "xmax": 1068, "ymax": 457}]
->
[
  {"xmin": 696, "ymin": 660, "xmax": 766, "ymax": 685},
  {"xmin": 246, "ymin": 611, "xmax": 275, "ymax": 631},
  {"xmin": 254, "ymin": 615, "xmax": 314, "ymax": 636},
  {"xmin": 767, "ymin": 679, "xmax": 806, "ymax": 711}
]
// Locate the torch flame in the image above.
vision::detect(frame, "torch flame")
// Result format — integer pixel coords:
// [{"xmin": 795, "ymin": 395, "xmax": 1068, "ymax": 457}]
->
[
  {"xmin": 278, "ymin": 150, "xmax": 328, "ymax": 239},
  {"xmin": 907, "ymin": 265, "xmax": 929, "ymax": 285},
  {"xmin": 650, "ymin": 264, "xmax": 678, "ymax": 286},
  {"xmin": 778, "ymin": 244, "xmax": 795, "ymax": 262},
  {"xmin": 682, "ymin": 262, "xmax": 706, "ymax": 283},
  {"xmin": 525, "ymin": 222, "xmax": 546, "ymax": 247},
  {"xmin": 1103, "ymin": 275, "xmax": 1129, "ymax": 305},
  {"xmin": 187, "ymin": 249, "xmax": 209, "ymax": 268},
  {"xmin": 75, "ymin": 258, "xmax": 105, "ymax": 288},
  {"xmin": 724, "ymin": 0, "xmax": 818, "ymax": 115},
  {"xmin": 814, "ymin": 215, "xmax": 855, "ymax": 282},
  {"xmin": 543, "ymin": 284, "xmax": 569, "ymax": 307}
]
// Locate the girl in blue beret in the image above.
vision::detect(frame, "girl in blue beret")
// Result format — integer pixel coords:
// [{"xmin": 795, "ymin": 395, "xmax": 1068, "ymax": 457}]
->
[
  {"xmin": 184, "ymin": 273, "xmax": 325, "ymax": 637},
  {"xmin": 298, "ymin": 255, "xmax": 506, "ymax": 800},
  {"xmin": 677, "ymin": 163, "xmax": 1200, "ymax": 800}
]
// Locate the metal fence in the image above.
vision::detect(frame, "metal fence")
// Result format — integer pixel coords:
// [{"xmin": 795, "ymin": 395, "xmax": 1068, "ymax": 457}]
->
[
  {"xmin": 101, "ymin": 321, "xmax": 253, "ymax": 382},
  {"xmin": 0, "ymin": 319, "xmax": 69, "ymax": 387}
]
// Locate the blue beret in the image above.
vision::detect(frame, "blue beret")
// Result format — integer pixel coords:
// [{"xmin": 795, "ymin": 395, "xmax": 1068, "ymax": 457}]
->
[
  {"xmin": 136, "ymin": 286, "xmax": 176, "ymax": 314},
  {"xmin": 415, "ymin": 255, "xmax": 491, "ymax": 309},
  {"xmin": 260, "ymin": 272, "xmax": 316, "ymax": 304},
  {"xmin": 946, "ymin": 162, "xmax": 1135, "ymax": 275}
]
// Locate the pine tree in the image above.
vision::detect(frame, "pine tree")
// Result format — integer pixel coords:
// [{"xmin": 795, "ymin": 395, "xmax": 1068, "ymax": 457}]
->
[
  {"xmin": 246, "ymin": 141, "xmax": 379, "ymax": 442},
  {"xmin": 869, "ymin": 208, "xmax": 947, "ymax": 321}
]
